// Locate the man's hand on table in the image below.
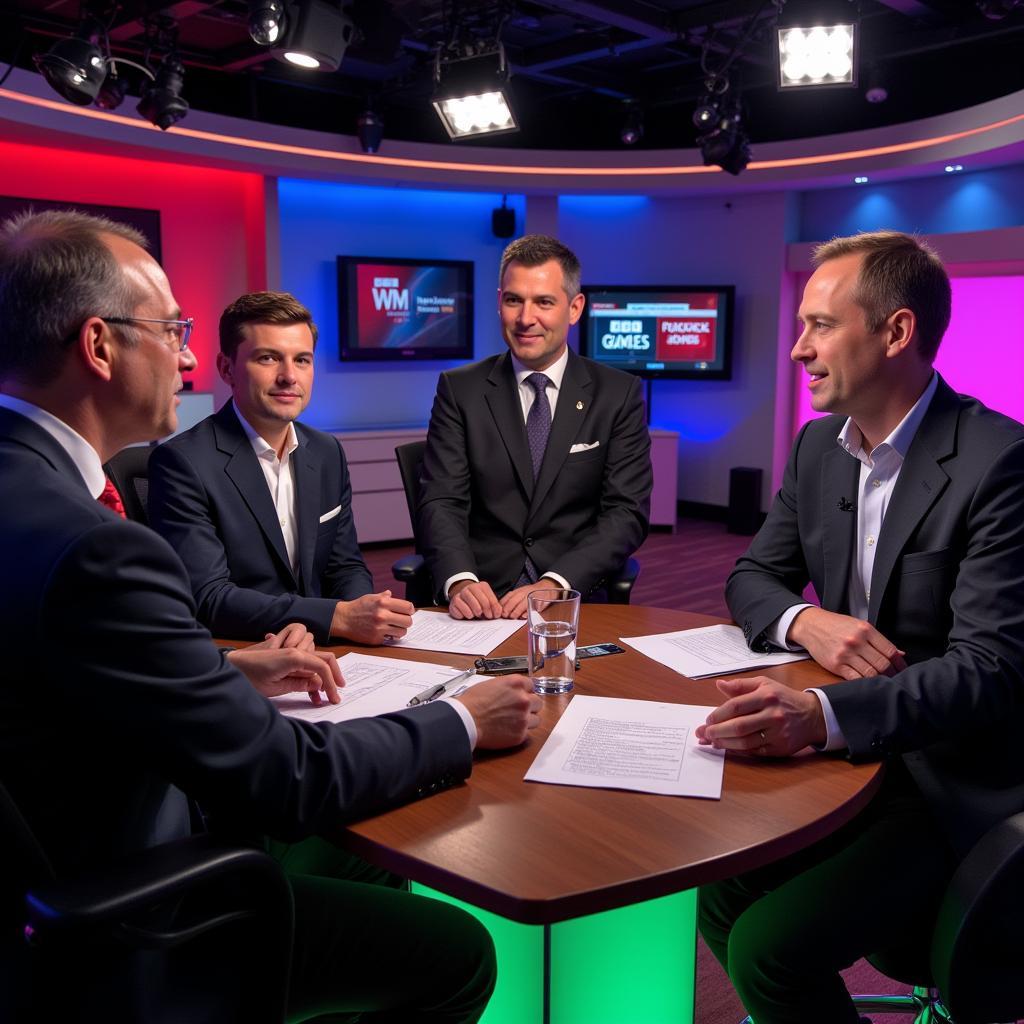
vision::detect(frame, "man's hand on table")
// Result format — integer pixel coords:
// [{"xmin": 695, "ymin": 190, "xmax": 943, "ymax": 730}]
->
[
  {"xmin": 789, "ymin": 606, "xmax": 906, "ymax": 680},
  {"xmin": 498, "ymin": 577, "xmax": 561, "ymax": 620},
  {"xmin": 454, "ymin": 674, "xmax": 541, "ymax": 749},
  {"xmin": 246, "ymin": 622, "xmax": 316, "ymax": 652},
  {"xmin": 332, "ymin": 590, "xmax": 415, "ymax": 644},
  {"xmin": 227, "ymin": 646, "xmax": 344, "ymax": 706},
  {"xmin": 696, "ymin": 676, "xmax": 826, "ymax": 756},
  {"xmin": 448, "ymin": 580, "xmax": 502, "ymax": 620}
]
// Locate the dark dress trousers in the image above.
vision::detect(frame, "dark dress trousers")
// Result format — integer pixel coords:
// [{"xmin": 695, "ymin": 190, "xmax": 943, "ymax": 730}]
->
[
  {"xmin": 0, "ymin": 405, "xmax": 492, "ymax": 1022},
  {"xmin": 701, "ymin": 376, "xmax": 1024, "ymax": 1024},
  {"xmin": 418, "ymin": 350, "xmax": 652, "ymax": 600},
  {"xmin": 148, "ymin": 401, "xmax": 372, "ymax": 643}
]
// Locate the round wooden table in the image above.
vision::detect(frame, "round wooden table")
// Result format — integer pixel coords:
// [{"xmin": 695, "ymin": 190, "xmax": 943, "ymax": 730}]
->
[{"xmin": 333, "ymin": 604, "xmax": 883, "ymax": 925}]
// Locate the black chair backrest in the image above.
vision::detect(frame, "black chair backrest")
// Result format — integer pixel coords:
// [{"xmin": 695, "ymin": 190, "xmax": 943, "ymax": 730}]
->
[
  {"xmin": 103, "ymin": 444, "xmax": 154, "ymax": 525},
  {"xmin": 0, "ymin": 781, "xmax": 54, "ymax": 933},
  {"xmin": 395, "ymin": 441, "xmax": 427, "ymax": 545}
]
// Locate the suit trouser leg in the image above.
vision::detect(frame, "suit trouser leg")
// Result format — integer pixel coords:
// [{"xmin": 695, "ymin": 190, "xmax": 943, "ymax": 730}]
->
[
  {"xmin": 287, "ymin": 873, "xmax": 497, "ymax": 1024},
  {"xmin": 698, "ymin": 762, "xmax": 955, "ymax": 1024}
]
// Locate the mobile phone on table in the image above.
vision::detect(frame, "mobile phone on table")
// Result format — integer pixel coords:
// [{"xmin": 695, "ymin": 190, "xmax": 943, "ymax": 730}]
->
[
  {"xmin": 577, "ymin": 642, "xmax": 625, "ymax": 659},
  {"xmin": 474, "ymin": 655, "xmax": 528, "ymax": 675}
]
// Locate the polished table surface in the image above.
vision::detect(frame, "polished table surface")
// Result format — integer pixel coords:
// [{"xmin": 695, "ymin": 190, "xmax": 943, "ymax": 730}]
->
[{"xmin": 326, "ymin": 605, "xmax": 883, "ymax": 926}]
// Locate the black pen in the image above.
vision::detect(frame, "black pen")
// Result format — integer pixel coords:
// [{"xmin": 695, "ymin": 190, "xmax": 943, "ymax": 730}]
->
[{"xmin": 407, "ymin": 666, "xmax": 477, "ymax": 706}]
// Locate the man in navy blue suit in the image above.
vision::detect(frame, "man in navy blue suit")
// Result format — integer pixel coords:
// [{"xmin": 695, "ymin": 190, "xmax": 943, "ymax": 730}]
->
[
  {"xmin": 149, "ymin": 291, "xmax": 415, "ymax": 644},
  {"xmin": 0, "ymin": 209, "xmax": 540, "ymax": 1022}
]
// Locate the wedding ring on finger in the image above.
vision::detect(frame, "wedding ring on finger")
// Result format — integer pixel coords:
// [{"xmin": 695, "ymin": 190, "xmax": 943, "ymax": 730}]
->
[{"xmin": 759, "ymin": 729, "xmax": 767, "ymax": 754}]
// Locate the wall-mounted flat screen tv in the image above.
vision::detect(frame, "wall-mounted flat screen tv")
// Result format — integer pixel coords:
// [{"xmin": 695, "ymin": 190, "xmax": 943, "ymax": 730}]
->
[
  {"xmin": 578, "ymin": 284, "xmax": 734, "ymax": 380},
  {"xmin": 337, "ymin": 256, "xmax": 474, "ymax": 361}
]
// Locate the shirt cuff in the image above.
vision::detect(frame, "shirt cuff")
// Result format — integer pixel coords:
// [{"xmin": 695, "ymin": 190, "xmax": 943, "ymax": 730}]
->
[
  {"xmin": 442, "ymin": 694, "xmax": 478, "ymax": 751},
  {"xmin": 541, "ymin": 571, "xmax": 571, "ymax": 591},
  {"xmin": 444, "ymin": 572, "xmax": 480, "ymax": 600},
  {"xmin": 769, "ymin": 603, "xmax": 814, "ymax": 650},
  {"xmin": 807, "ymin": 688, "xmax": 847, "ymax": 752}
]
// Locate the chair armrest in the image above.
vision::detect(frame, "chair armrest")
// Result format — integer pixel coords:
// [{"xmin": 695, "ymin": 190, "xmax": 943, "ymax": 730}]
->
[
  {"xmin": 392, "ymin": 553, "xmax": 425, "ymax": 582},
  {"xmin": 26, "ymin": 833, "xmax": 289, "ymax": 948},
  {"xmin": 606, "ymin": 557, "xmax": 640, "ymax": 605}
]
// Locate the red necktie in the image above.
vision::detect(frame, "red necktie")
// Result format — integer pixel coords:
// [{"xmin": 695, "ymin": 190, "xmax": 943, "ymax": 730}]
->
[{"xmin": 98, "ymin": 476, "xmax": 127, "ymax": 519}]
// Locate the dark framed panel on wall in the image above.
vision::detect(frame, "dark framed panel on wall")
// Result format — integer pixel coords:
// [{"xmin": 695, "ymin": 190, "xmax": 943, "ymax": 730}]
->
[{"xmin": 0, "ymin": 196, "xmax": 162, "ymax": 263}]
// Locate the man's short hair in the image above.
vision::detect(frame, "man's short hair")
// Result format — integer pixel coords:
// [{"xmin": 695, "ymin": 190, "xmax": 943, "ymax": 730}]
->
[
  {"xmin": 813, "ymin": 230, "xmax": 952, "ymax": 362},
  {"xmin": 0, "ymin": 209, "xmax": 148, "ymax": 386},
  {"xmin": 219, "ymin": 291, "xmax": 319, "ymax": 358},
  {"xmin": 499, "ymin": 235, "xmax": 582, "ymax": 299}
]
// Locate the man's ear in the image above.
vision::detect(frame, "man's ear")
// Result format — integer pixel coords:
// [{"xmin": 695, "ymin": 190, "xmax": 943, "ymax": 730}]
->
[
  {"xmin": 216, "ymin": 351, "xmax": 234, "ymax": 386},
  {"xmin": 569, "ymin": 291, "xmax": 586, "ymax": 326},
  {"xmin": 884, "ymin": 308, "xmax": 917, "ymax": 359},
  {"xmin": 77, "ymin": 317, "xmax": 115, "ymax": 382}
]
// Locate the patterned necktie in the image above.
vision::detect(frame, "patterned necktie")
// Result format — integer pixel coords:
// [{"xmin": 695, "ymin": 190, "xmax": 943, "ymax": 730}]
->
[
  {"xmin": 98, "ymin": 476, "xmax": 127, "ymax": 519},
  {"xmin": 525, "ymin": 372, "xmax": 553, "ymax": 480}
]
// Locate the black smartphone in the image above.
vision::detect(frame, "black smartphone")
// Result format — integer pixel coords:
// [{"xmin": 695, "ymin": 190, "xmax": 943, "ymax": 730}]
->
[
  {"xmin": 474, "ymin": 656, "xmax": 529, "ymax": 675},
  {"xmin": 577, "ymin": 642, "xmax": 625, "ymax": 659}
]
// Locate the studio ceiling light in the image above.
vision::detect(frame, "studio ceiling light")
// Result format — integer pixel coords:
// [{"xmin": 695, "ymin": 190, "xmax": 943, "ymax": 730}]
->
[
  {"xmin": 778, "ymin": 23, "xmax": 857, "ymax": 88},
  {"xmin": 138, "ymin": 55, "xmax": 188, "ymax": 130},
  {"xmin": 432, "ymin": 44, "xmax": 518, "ymax": 140},
  {"xmin": 33, "ymin": 19, "xmax": 108, "ymax": 105},
  {"xmin": 356, "ymin": 109, "xmax": 383, "ymax": 153},
  {"xmin": 249, "ymin": 0, "xmax": 286, "ymax": 46},
  {"xmin": 271, "ymin": 0, "xmax": 354, "ymax": 72}
]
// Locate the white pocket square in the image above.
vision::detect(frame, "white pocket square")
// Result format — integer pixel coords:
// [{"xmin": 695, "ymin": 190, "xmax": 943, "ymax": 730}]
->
[
  {"xmin": 569, "ymin": 441, "xmax": 600, "ymax": 454},
  {"xmin": 319, "ymin": 505, "xmax": 342, "ymax": 523}
]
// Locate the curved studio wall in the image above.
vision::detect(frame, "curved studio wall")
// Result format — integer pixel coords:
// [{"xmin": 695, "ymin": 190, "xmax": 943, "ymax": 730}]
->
[{"xmin": 1, "ymin": 69, "xmax": 1022, "ymax": 508}]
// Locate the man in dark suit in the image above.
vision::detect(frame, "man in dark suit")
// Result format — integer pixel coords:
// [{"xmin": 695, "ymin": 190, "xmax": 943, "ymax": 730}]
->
[
  {"xmin": 0, "ymin": 209, "xmax": 540, "ymax": 1021},
  {"xmin": 148, "ymin": 291, "xmax": 414, "ymax": 645},
  {"xmin": 419, "ymin": 234, "xmax": 652, "ymax": 620},
  {"xmin": 696, "ymin": 230, "xmax": 1024, "ymax": 1024}
]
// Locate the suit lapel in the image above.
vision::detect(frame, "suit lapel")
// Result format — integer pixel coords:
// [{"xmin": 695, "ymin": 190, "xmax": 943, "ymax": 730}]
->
[
  {"xmin": 0, "ymin": 407, "xmax": 92, "ymax": 493},
  {"xmin": 292, "ymin": 426, "xmax": 320, "ymax": 594},
  {"xmin": 214, "ymin": 404, "xmax": 295, "ymax": 584},
  {"xmin": 820, "ymin": 445, "xmax": 860, "ymax": 612},
  {"xmin": 868, "ymin": 380, "xmax": 955, "ymax": 623},
  {"xmin": 484, "ymin": 353, "xmax": 534, "ymax": 498},
  {"xmin": 529, "ymin": 353, "xmax": 590, "ymax": 519}
]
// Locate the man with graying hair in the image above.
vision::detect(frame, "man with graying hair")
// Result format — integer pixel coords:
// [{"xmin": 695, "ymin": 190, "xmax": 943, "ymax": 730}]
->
[
  {"xmin": 697, "ymin": 229, "xmax": 1024, "ymax": 1024},
  {"xmin": 0, "ymin": 208, "xmax": 540, "ymax": 1022}
]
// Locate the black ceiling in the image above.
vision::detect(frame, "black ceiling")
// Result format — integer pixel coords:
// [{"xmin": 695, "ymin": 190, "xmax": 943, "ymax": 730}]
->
[{"xmin": 4, "ymin": 0, "xmax": 1024, "ymax": 151}]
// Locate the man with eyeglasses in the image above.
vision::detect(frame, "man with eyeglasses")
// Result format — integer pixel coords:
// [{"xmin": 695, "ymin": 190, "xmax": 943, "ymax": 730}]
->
[
  {"xmin": 0, "ymin": 209, "xmax": 540, "ymax": 1022},
  {"xmin": 148, "ymin": 291, "xmax": 414, "ymax": 646}
]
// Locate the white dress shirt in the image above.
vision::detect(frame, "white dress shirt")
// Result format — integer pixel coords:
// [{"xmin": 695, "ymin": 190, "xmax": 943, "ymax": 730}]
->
[
  {"xmin": 771, "ymin": 373, "xmax": 938, "ymax": 750},
  {"xmin": 234, "ymin": 402, "xmax": 301, "ymax": 578},
  {"xmin": 0, "ymin": 394, "xmax": 106, "ymax": 498},
  {"xmin": 444, "ymin": 347, "xmax": 572, "ymax": 598}
]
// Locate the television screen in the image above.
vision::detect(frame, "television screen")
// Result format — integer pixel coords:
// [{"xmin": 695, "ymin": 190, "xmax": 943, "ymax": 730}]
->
[
  {"xmin": 337, "ymin": 256, "xmax": 474, "ymax": 361},
  {"xmin": 578, "ymin": 285, "xmax": 734, "ymax": 380}
]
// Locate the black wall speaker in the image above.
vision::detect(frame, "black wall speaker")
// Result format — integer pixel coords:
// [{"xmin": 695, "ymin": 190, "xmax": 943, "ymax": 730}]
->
[
  {"xmin": 727, "ymin": 466, "xmax": 763, "ymax": 535},
  {"xmin": 492, "ymin": 204, "xmax": 515, "ymax": 238}
]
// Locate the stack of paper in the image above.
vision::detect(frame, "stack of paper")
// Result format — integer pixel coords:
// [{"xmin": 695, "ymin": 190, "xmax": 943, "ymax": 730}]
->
[
  {"xmin": 384, "ymin": 609, "xmax": 525, "ymax": 655},
  {"xmin": 619, "ymin": 623, "xmax": 808, "ymax": 679}
]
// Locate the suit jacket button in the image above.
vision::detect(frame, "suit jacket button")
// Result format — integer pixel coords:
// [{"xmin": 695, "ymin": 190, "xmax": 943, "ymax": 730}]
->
[{"xmin": 524, "ymin": 538, "xmax": 534, "ymax": 548}]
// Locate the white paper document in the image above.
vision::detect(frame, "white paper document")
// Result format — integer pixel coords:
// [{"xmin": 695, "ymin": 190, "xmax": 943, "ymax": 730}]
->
[
  {"xmin": 384, "ymin": 610, "xmax": 525, "ymax": 655},
  {"xmin": 525, "ymin": 695, "xmax": 723, "ymax": 798},
  {"xmin": 619, "ymin": 623, "xmax": 808, "ymax": 679},
  {"xmin": 270, "ymin": 653, "xmax": 484, "ymax": 723}
]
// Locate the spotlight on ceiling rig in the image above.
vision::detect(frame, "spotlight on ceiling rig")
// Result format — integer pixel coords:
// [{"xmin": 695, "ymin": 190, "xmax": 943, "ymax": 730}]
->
[
  {"xmin": 776, "ymin": 0, "xmax": 858, "ymax": 89},
  {"xmin": 270, "ymin": 0, "xmax": 354, "ymax": 71},
  {"xmin": 33, "ymin": 17, "xmax": 108, "ymax": 105},
  {"xmin": 138, "ymin": 54, "xmax": 188, "ymax": 130},
  {"xmin": 693, "ymin": 75, "xmax": 750, "ymax": 176},
  {"xmin": 620, "ymin": 106, "xmax": 644, "ymax": 146},
  {"xmin": 432, "ymin": 42, "xmax": 518, "ymax": 140},
  {"xmin": 356, "ymin": 109, "xmax": 384, "ymax": 153},
  {"xmin": 249, "ymin": 0, "xmax": 286, "ymax": 46}
]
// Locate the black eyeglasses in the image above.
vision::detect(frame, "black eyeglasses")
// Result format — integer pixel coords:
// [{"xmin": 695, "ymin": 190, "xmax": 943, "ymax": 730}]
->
[{"xmin": 102, "ymin": 316, "xmax": 194, "ymax": 351}]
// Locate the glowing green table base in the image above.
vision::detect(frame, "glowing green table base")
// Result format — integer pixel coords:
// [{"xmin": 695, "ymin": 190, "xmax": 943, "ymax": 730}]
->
[{"xmin": 411, "ymin": 884, "xmax": 697, "ymax": 1024}]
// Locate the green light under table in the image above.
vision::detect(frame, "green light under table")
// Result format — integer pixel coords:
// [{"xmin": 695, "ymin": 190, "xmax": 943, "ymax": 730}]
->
[{"xmin": 411, "ymin": 884, "xmax": 697, "ymax": 1024}]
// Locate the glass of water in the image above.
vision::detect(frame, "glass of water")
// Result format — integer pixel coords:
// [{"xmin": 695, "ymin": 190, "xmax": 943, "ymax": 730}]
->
[{"xmin": 527, "ymin": 589, "xmax": 581, "ymax": 695}]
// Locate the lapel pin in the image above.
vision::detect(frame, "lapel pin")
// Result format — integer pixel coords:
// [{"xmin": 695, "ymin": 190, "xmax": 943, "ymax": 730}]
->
[{"xmin": 576, "ymin": 400, "xmax": 584, "ymax": 410}]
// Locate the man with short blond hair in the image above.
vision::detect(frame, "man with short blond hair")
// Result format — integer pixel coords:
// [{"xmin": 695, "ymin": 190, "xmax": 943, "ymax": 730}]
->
[{"xmin": 697, "ymin": 229, "xmax": 1024, "ymax": 1024}]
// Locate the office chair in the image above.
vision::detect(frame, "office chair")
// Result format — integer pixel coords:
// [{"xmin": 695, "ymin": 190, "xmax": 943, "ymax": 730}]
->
[
  {"xmin": 739, "ymin": 809, "xmax": 1024, "ymax": 1024},
  {"xmin": 390, "ymin": 440, "xmax": 640, "ymax": 606},
  {"xmin": 2, "ymin": 781, "xmax": 294, "ymax": 1023},
  {"xmin": 104, "ymin": 443, "xmax": 155, "ymax": 525}
]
